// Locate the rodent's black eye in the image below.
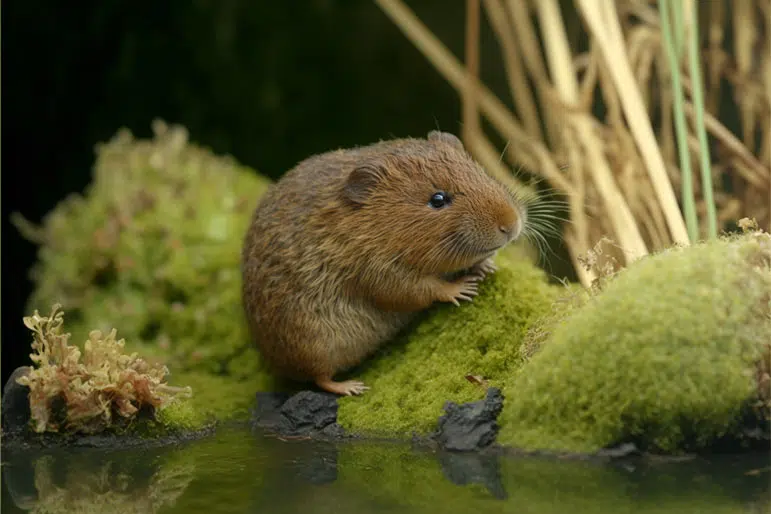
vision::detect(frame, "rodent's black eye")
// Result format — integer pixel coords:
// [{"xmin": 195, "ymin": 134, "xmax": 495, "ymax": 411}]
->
[{"xmin": 429, "ymin": 192, "xmax": 449, "ymax": 209}]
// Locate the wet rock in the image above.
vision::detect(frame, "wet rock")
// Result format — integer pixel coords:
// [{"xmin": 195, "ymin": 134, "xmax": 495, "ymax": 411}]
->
[
  {"xmin": 434, "ymin": 387, "xmax": 504, "ymax": 451},
  {"xmin": 251, "ymin": 390, "xmax": 342, "ymax": 437},
  {"xmin": 2, "ymin": 366, "xmax": 32, "ymax": 435},
  {"xmin": 251, "ymin": 391, "xmax": 293, "ymax": 432}
]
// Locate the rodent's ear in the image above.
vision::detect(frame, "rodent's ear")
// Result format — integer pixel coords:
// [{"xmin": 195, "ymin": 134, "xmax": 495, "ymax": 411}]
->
[
  {"xmin": 427, "ymin": 130, "xmax": 465, "ymax": 151},
  {"xmin": 344, "ymin": 162, "xmax": 387, "ymax": 204}
]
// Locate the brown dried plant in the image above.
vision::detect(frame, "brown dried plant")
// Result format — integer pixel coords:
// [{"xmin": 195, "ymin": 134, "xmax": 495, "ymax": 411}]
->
[
  {"xmin": 375, "ymin": 0, "xmax": 771, "ymax": 287},
  {"xmin": 17, "ymin": 304, "xmax": 192, "ymax": 434}
]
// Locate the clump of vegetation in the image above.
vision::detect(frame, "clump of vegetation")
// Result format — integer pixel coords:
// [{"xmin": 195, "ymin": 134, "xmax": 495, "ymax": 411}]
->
[
  {"xmin": 17, "ymin": 304, "xmax": 192, "ymax": 434},
  {"xmin": 13, "ymin": 120, "xmax": 273, "ymax": 380},
  {"xmin": 498, "ymin": 230, "xmax": 771, "ymax": 454},
  {"xmin": 336, "ymin": 246, "xmax": 559, "ymax": 436}
]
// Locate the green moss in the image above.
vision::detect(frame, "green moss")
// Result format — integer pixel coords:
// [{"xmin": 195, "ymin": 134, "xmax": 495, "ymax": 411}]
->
[
  {"xmin": 156, "ymin": 370, "xmax": 277, "ymax": 431},
  {"xmin": 498, "ymin": 232, "xmax": 771, "ymax": 454},
  {"xmin": 14, "ymin": 120, "xmax": 273, "ymax": 382},
  {"xmin": 337, "ymin": 247, "xmax": 560, "ymax": 436}
]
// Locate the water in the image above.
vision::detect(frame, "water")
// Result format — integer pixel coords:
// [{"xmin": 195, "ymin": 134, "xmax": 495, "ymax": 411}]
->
[{"xmin": 2, "ymin": 426, "xmax": 769, "ymax": 514}]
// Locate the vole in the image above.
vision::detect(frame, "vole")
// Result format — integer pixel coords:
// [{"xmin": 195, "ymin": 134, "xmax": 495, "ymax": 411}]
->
[{"xmin": 241, "ymin": 131, "xmax": 526, "ymax": 396}]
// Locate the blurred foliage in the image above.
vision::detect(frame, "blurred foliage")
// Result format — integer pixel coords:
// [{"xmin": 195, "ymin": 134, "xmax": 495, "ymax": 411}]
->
[{"xmin": 14, "ymin": 121, "xmax": 272, "ymax": 381}]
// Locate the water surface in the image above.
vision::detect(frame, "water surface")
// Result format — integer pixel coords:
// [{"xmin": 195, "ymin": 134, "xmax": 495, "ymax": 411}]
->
[{"xmin": 2, "ymin": 426, "xmax": 769, "ymax": 513}]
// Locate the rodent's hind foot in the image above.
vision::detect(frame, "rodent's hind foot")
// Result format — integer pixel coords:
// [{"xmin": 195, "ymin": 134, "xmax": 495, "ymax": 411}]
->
[{"xmin": 316, "ymin": 378, "xmax": 370, "ymax": 396}]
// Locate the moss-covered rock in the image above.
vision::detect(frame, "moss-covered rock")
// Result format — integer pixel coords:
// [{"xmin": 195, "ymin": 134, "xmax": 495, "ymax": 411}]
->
[
  {"xmin": 498, "ymin": 231, "xmax": 771, "ymax": 454},
  {"xmin": 14, "ymin": 120, "xmax": 272, "ymax": 381},
  {"xmin": 336, "ymin": 247, "xmax": 560, "ymax": 436}
]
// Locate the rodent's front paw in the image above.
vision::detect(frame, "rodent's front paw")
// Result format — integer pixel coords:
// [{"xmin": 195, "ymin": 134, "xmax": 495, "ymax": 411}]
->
[
  {"xmin": 441, "ymin": 275, "xmax": 482, "ymax": 307},
  {"xmin": 471, "ymin": 257, "xmax": 498, "ymax": 278}
]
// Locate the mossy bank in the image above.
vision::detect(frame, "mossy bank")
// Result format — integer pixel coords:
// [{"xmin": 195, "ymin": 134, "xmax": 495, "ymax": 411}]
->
[
  {"xmin": 8, "ymin": 122, "xmax": 769, "ymax": 457},
  {"xmin": 498, "ymin": 230, "xmax": 771, "ymax": 454}
]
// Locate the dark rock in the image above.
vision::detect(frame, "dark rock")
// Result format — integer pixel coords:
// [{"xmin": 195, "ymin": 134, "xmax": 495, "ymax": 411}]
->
[
  {"xmin": 251, "ymin": 390, "xmax": 342, "ymax": 437},
  {"xmin": 251, "ymin": 391, "xmax": 293, "ymax": 432},
  {"xmin": 434, "ymin": 387, "xmax": 504, "ymax": 452},
  {"xmin": 2, "ymin": 366, "xmax": 32, "ymax": 435},
  {"xmin": 280, "ymin": 391, "xmax": 338, "ymax": 432},
  {"xmin": 439, "ymin": 451, "xmax": 507, "ymax": 499}
]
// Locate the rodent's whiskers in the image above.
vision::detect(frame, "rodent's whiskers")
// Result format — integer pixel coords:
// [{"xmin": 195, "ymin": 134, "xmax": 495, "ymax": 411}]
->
[{"xmin": 517, "ymin": 192, "xmax": 570, "ymax": 266}]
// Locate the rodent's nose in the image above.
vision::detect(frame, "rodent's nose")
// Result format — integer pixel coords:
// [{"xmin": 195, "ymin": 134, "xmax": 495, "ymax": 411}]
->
[{"xmin": 498, "ymin": 216, "xmax": 522, "ymax": 239}]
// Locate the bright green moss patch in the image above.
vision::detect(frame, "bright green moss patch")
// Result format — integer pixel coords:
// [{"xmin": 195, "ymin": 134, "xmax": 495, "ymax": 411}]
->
[
  {"xmin": 13, "ymin": 120, "xmax": 272, "ymax": 381},
  {"xmin": 336, "ymin": 247, "xmax": 560, "ymax": 436},
  {"xmin": 498, "ymin": 232, "xmax": 771, "ymax": 454},
  {"xmin": 157, "ymin": 370, "xmax": 276, "ymax": 431}
]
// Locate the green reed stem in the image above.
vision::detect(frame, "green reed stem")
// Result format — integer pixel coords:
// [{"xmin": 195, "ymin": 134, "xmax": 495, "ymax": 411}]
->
[
  {"xmin": 686, "ymin": 2, "xmax": 718, "ymax": 239},
  {"xmin": 659, "ymin": 0, "xmax": 699, "ymax": 242}
]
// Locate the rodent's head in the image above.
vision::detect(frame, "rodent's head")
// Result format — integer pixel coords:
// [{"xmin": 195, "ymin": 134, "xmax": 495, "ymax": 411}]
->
[{"xmin": 342, "ymin": 130, "xmax": 526, "ymax": 274}]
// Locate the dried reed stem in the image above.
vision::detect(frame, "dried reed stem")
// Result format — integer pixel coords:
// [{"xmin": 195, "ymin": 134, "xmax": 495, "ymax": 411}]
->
[
  {"xmin": 483, "ymin": 0, "xmax": 544, "ymax": 141},
  {"xmin": 463, "ymin": 0, "xmax": 482, "ymax": 143},
  {"xmin": 537, "ymin": 0, "xmax": 649, "ymax": 262},
  {"xmin": 576, "ymin": 0, "xmax": 691, "ymax": 245},
  {"xmin": 373, "ymin": 0, "xmax": 571, "ymax": 194}
]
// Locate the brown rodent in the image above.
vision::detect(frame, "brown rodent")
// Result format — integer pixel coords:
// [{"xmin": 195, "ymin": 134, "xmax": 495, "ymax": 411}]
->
[{"xmin": 241, "ymin": 130, "xmax": 526, "ymax": 396}]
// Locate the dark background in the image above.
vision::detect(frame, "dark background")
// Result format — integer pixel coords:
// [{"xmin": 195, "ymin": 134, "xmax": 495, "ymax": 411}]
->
[{"xmin": 1, "ymin": 1, "xmax": 570, "ymax": 385}]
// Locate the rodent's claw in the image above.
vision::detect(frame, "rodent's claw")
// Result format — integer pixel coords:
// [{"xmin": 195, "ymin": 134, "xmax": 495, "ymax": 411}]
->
[
  {"xmin": 471, "ymin": 257, "xmax": 498, "ymax": 278},
  {"xmin": 445, "ymin": 275, "xmax": 481, "ymax": 307},
  {"xmin": 316, "ymin": 378, "xmax": 370, "ymax": 396}
]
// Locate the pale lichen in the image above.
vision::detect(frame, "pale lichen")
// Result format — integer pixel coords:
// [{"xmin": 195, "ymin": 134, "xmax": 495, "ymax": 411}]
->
[{"xmin": 17, "ymin": 304, "xmax": 192, "ymax": 434}]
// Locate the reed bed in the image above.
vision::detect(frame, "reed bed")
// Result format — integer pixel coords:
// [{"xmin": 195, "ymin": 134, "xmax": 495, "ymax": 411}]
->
[{"xmin": 375, "ymin": 0, "xmax": 771, "ymax": 286}]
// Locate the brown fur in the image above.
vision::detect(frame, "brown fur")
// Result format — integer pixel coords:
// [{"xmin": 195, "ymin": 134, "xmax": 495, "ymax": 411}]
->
[{"xmin": 241, "ymin": 131, "xmax": 525, "ymax": 395}]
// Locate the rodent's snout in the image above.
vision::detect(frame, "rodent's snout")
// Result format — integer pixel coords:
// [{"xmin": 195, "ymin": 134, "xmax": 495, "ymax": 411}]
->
[{"xmin": 496, "ymin": 204, "xmax": 523, "ymax": 243}]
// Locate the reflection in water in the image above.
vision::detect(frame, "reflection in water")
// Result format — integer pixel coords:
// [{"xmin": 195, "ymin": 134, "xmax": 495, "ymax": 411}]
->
[
  {"xmin": 2, "ymin": 445, "xmax": 194, "ymax": 513},
  {"xmin": 439, "ymin": 451, "xmax": 507, "ymax": 500},
  {"xmin": 2, "ymin": 427, "xmax": 769, "ymax": 514}
]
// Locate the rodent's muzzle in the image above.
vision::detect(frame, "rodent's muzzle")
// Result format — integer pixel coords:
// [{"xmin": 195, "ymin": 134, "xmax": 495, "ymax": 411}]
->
[{"xmin": 495, "ymin": 205, "xmax": 524, "ymax": 246}]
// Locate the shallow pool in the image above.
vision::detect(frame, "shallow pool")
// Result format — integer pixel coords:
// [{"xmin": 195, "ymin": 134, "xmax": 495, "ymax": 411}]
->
[{"xmin": 2, "ymin": 426, "xmax": 769, "ymax": 513}]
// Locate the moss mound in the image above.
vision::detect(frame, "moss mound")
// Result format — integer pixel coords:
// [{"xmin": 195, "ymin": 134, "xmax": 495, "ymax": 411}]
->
[
  {"xmin": 498, "ymin": 232, "xmax": 771, "ymax": 454},
  {"xmin": 15, "ymin": 120, "xmax": 272, "ymax": 381},
  {"xmin": 336, "ymin": 247, "xmax": 560, "ymax": 436}
]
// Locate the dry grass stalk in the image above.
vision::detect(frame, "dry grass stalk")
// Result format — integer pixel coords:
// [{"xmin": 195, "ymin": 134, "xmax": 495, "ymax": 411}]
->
[{"xmin": 376, "ymin": 0, "xmax": 771, "ymax": 286}]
